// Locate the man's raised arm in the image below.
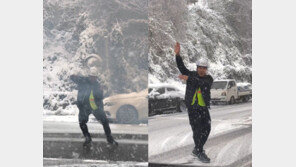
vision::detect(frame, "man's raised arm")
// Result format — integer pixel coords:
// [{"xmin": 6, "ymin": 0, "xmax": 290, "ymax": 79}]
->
[
  {"xmin": 175, "ymin": 42, "xmax": 190, "ymax": 75},
  {"xmin": 70, "ymin": 75, "xmax": 87, "ymax": 84}
]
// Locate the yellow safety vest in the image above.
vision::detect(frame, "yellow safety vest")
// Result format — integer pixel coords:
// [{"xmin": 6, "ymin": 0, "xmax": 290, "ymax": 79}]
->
[
  {"xmin": 191, "ymin": 87, "xmax": 206, "ymax": 107},
  {"xmin": 89, "ymin": 90, "xmax": 99, "ymax": 110}
]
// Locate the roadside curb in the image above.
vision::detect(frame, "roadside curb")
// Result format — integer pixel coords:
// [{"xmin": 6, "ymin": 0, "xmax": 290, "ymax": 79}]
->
[
  {"xmin": 44, "ymin": 133, "xmax": 148, "ymax": 162},
  {"xmin": 43, "ymin": 132, "xmax": 148, "ymax": 140}
]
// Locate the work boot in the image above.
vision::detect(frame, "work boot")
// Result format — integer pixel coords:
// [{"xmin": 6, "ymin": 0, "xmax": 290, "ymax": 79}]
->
[
  {"xmin": 107, "ymin": 135, "xmax": 118, "ymax": 146},
  {"xmin": 83, "ymin": 135, "xmax": 92, "ymax": 147},
  {"xmin": 192, "ymin": 148, "xmax": 210, "ymax": 163}
]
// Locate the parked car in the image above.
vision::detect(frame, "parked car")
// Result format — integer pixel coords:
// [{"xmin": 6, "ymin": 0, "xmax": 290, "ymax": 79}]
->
[
  {"xmin": 237, "ymin": 85, "xmax": 252, "ymax": 102},
  {"xmin": 103, "ymin": 89, "xmax": 148, "ymax": 124},
  {"xmin": 237, "ymin": 82, "xmax": 252, "ymax": 94},
  {"xmin": 148, "ymin": 84, "xmax": 186, "ymax": 116},
  {"xmin": 211, "ymin": 79, "xmax": 252, "ymax": 105}
]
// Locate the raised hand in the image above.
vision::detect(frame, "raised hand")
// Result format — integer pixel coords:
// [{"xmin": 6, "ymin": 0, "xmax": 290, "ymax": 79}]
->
[
  {"xmin": 174, "ymin": 42, "xmax": 180, "ymax": 55},
  {"xmin": 178, "ymin": 75, "xmax": 188, "ymax": 81}
]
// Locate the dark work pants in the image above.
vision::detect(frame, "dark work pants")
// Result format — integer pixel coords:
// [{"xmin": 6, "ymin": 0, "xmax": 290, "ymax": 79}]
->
[
  {"xmin": 188, "ymin": 106, "xmax": 211, "ymax": 152},
  {"xmin": 77, "ymin": 101, "xmax": 111, "ymax": 138}
]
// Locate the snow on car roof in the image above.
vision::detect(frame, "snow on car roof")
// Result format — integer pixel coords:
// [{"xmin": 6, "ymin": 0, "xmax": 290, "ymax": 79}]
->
[
  {"xmin": 214, "ymin": 79, "xmax": 236, "ymax": 82},
  {"xmin": 104, "ymin": 89, "xmax": 148, "ymax": 101},
  {"xmin": 237, "ymin": 82, "xmax": 252, "ymax": 86}
]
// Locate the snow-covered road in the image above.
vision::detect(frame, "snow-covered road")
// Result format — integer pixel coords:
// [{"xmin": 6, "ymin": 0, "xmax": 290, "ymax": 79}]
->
[
  {"xmin": 149, "ymin": 102, "xmax": 252, "ymax": 166},
  {"xmin": 43, "ymin": 158, "xmax": 148, "ymax": 167}
]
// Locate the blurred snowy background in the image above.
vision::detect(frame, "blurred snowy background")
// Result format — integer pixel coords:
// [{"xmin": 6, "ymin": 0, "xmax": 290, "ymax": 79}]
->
[
  {"xmin": 43, "ymin": 0, "xmax": 148, "ymax": 115},
  {"xmin": 43, "ymin": 0, "xmax": 252, "ymax": 115}
]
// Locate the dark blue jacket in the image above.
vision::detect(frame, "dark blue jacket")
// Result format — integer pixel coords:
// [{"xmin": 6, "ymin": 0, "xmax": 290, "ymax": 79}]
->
[
  {"xmin": 70, "ymin": 75, "xmax": 104, "ymax": 107},
  {"xmin": 176, "ymin": 55, "xmax": 213, "ymax": 109}
]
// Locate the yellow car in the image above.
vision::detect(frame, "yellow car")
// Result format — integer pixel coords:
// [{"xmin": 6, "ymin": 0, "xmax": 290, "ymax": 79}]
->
[{"xmin": 103, "ymin": 89, "xmax": 148, "ymax": 124}]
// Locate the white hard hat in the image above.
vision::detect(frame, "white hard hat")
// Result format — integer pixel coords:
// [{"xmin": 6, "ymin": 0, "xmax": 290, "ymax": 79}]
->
[
  {"xmin": 196, "ymin": 58, "xmax": 209, "ymax": 68},
  {"xmin": 89, "ymin": 67, "xmax": 98, "ymax": 76}
]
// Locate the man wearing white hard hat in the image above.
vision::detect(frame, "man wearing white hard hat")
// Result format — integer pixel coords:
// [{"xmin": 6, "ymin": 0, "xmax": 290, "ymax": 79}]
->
[
  {"xmin": 70, "ymin": 67, "xmax": 118, "ymax": 147},
  {"xmin": 174, "ymin": 42, "xmax": 213, "ymax": 163}
]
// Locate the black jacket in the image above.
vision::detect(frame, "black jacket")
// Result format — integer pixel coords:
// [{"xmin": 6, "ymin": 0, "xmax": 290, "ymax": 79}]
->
[
  {"xmin": 70, "ymin": 75, "xmax": 104, "ymax": 107},
  {"xmin": 176, "ymin": 55, "xmax": 213, "ymax": 109}
]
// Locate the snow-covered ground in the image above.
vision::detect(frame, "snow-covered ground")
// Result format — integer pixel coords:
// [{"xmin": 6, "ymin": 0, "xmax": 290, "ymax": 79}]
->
[
  {"xmin": 44, "ymin": 115, "xmax": 82, "ymax": 122},
  {"xmin": 149, "ymin": 102, "xmax": 252, "ymax": 166},
  {"xmin": 44, "ymin": 158, "xmax": 148, "ymax": 167}
]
